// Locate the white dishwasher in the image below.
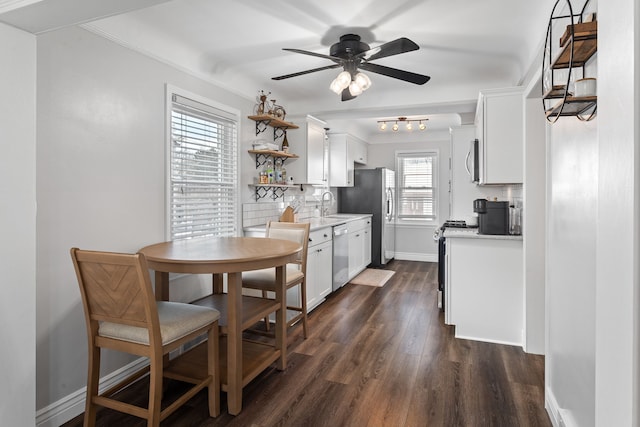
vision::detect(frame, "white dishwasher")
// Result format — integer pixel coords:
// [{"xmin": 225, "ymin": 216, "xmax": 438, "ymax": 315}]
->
[{"xmin": 332, "ymin": 224, "xmax": 349, "ymax": 291}]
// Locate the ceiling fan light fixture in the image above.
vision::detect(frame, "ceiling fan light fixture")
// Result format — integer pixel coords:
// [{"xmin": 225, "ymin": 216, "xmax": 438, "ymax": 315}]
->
[
  {"xmin": 336, "ymin": 70, "xmax": 351, "ymax": 88},
  {"xmin": 354, "ymin": 72, "xmax": 371, "ymax": 90},
  {"xmin": 348, "ymin": 80, "xmax": 363, "ymax": 96},
  {"xmin": 329, "ymin": 78, "xmax": 344, "ymax": 94}
]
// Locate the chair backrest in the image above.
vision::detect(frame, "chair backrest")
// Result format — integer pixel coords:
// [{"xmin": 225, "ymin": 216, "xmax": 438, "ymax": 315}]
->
[
  {"xmin": 265, "ymin": 221, "xmax": 311, "ymax": 275},
  {"xmin": 70, "ymin": 248, "xmax": 160, "ymax": 340}
]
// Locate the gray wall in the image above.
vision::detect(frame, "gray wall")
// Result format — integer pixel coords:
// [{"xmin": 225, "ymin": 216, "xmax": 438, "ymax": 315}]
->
[
  {"xmin": 365, "ymin": 131, "xmax": 450, "ymax": 261},
  {"xmin": 0, "ymin": 22, "xmax": 36, "ymax": 427},
  {"xmin": 35, "ymin": 25, "xmax": 254, "ymax": 421}
]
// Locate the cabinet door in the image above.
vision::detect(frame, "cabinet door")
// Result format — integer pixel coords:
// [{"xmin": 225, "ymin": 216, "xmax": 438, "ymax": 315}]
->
[
  {"xmin": 316, "ymin": 240, "xmax": 333, "ymax": 300},
  {"xmin": 363, "ymin": 224, "xmax": 372, "ymax": 266},
  {"xmin": 287, "ymin": 115, "xmax": 327, "ymax": 185},
  {"xmin": 348, "ymin": 230, "xmax": 366, "ymax": 279},
  {"xmin": 306, "ymin": 247, "xmax": 319, "ymax": 311},
  {"xmin": 306, "ymin": 240, "xmax": 332, "ymax": 312},
  {"xmin": 349, "ymin": 137, "xmax": 368, "ymax": 164},
  {"xmin": 476, "ymin": 88, "xmax": 524, "ymax": 184},
  {"xmin": 307, "ymin": 122, "xmax": 326, "ymax": 184},
  {"xmin": 329, "ymin": 135, "xmax": 353, "ymax": 187}
]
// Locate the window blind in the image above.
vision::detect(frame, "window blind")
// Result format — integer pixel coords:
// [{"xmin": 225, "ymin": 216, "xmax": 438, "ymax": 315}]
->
[
  {"xmin": 396, "ymin": 152, "xmax": 437, "ymax": 221},
  {"xmin": 169, "ymin": 93, "xmax": 238, "ymax": 240}
]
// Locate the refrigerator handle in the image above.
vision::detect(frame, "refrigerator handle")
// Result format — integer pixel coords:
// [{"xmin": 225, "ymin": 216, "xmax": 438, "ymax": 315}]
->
[{"xmin": 386, "ymin": 188, "xmax": 394, "ymax": 221}]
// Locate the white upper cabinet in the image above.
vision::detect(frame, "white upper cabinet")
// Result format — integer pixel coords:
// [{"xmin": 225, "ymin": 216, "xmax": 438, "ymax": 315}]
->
[
  {"xmin": 348, "ymin": 136, "xmax": 368, "ymax": 165},
  {"xmin": 475, "ymin": 87, "xmax": 524, "ymax": 184},
  {"xmin": 286, "ymin": 115, "xmax": 328, "ymax": 185},
  {"xmin": 329, "ymin": 133, "xmax": 368, "ymax": 187}
]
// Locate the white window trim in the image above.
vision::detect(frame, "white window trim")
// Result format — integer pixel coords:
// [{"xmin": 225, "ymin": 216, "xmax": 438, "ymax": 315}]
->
[
  {"xmin": 395, "ymin": 148, "xmax": 439, "ymax": 226},
  {"xmin": 164, "ymin": 84, "xmax": 242, "ymax": 240}
]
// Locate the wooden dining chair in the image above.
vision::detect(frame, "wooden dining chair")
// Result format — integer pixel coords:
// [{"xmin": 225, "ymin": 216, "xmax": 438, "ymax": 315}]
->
[
  {"xmin": 242, "ymin": 221, "xmax": 311, "ymax": 338},
  {"xmin": 70, "ymin": 248, "xmax": 221, "ymax": 427}
]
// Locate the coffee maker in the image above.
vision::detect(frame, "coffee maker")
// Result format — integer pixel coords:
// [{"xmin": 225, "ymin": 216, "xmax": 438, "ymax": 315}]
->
[{"xmin": 473, "ymin": 199, "xmax": 509, "ymax": 235}]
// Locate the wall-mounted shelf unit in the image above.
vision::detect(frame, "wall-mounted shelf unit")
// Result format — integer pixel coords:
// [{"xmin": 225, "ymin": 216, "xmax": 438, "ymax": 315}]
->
[
  {"xmin": 248, "ymin": 114, "xmax": 299, "ymax": 140},
  {"xmin": 248, "ymin": 184, "xmax": 297, "ymax": 200},
  {"xmin": 248, "ymin": 149, "xmax": 298, "ymax": 168},
  {"xmin": 542, "ymin": 0, "xmax": 597, "ymax": 122}
]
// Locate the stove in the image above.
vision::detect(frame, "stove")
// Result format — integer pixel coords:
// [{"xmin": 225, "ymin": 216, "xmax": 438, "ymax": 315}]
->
[
  {"xmin": 434, "ymin": 219, "xmax": 478, "ymax": 311},
  {"xmin": 441, "ymin": 219, "xmax": 469, "ymax": 229}
]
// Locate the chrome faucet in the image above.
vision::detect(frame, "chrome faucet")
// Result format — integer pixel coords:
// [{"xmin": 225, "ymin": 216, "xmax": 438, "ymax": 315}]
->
[{"xmin": 320, "ymin": 190, "xmax": 335, "ymax": 217}]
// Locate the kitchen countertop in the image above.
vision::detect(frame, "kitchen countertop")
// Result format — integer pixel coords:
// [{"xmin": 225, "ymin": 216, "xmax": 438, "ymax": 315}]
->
[
  {"xmin": 244, "ymin": 213, "xmax": 373, "ymax": 234},
  {"xmin": 443, "ymin": 228, "xmax": 523, "ymax": 241}
]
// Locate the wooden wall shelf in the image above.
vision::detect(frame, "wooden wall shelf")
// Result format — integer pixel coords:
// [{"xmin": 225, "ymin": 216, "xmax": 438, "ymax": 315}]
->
[
  {"xmin": 248, "ymin": 115, "xmax": 299, "ymax": 130},
  {"xmin": 542, "ymin": 0, "xmax": 597, "ymax": 122}
]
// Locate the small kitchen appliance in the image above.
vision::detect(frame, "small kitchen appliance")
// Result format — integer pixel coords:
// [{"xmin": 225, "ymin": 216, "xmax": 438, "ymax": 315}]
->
[{"xmin": 473, "ymin": 199, "xmax": 509, "ymax": 235}]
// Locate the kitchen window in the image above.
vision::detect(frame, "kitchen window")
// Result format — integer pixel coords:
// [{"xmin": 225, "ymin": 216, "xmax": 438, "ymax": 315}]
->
[
  {"xmin": 396, "ymin": 151, "xmax": 437, "ymax": 222},
  {"xmin": 166, "ymin": 86, "xmax": 239, "ymax": 240}
]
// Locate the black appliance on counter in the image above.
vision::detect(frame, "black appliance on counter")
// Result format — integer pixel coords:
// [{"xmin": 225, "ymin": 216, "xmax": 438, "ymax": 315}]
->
[{"xmin": 473, "ymin": 199, "xmax": 509, "ymax": 235}]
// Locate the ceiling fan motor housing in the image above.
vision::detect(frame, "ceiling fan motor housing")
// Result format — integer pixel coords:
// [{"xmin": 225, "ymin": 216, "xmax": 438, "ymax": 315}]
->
[{"xmin": 330, "ymin": 34, "xmax": 370, "ymax": 59}]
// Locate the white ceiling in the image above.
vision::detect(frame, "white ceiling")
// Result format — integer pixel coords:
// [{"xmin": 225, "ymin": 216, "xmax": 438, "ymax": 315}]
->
[{"xmin": 0, "ymin": 0, "xmax": 553, "ymax": 140}]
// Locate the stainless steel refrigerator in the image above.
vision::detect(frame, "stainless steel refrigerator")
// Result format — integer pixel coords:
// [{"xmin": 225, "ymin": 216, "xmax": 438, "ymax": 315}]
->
[{"xmin": 338, "ymin": 167, "xmax": 395, "ymax": 267}]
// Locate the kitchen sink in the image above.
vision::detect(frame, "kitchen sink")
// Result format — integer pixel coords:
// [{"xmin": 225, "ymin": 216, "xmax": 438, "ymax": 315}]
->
[{"xmin": 324, "ymin": 214, "xmax": 367, "ymax": 219}]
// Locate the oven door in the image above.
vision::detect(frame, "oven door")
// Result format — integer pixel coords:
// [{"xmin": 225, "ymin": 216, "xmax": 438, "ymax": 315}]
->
[{"xmin": 437, "ymin": 235, "xmax": 445, "ymax": 310}]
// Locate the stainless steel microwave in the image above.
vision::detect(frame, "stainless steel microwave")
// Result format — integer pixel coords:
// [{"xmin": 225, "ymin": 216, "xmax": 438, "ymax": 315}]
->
[{"xmin": 465, "ymin": 138, "xmax": 479, "ymax": 183}]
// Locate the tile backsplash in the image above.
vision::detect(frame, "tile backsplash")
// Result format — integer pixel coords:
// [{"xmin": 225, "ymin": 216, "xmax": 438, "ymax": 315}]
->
[{"xmin": 242, "ymin": 188, "xmax": 337, "ymax": 228}]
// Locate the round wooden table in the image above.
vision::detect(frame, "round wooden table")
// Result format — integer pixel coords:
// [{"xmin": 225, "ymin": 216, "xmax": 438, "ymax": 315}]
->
[{"xmin": 139, "ymin": 237, "xmax": 301, "ymax": 415}]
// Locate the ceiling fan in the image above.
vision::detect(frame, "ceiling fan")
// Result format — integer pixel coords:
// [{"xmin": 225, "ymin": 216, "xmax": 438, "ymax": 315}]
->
[{"xmin": 272, "ymin": 34, "xmax": 431, "ymax": 101}]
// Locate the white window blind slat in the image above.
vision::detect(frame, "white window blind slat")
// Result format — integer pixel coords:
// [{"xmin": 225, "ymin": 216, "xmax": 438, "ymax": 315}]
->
[
  {"xmin": 169, "ymin": 91, "xmax": 238, "ymax": 240},
  {"xmin": 397, "ymin": 152, "xmax": 437, "ymax": 221}
]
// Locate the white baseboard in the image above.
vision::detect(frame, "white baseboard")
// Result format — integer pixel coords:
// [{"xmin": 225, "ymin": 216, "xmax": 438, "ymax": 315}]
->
[
  {"xmin": 394, "ymin": 252, "xmax": 437, "ymax": 263},
  {"xmin": 36, "ymin": 357, "xmax": 148, "ymax": 427},
  {"xmin": 546, "ymin": 386, "xmax": 579, "ymax": 427}
]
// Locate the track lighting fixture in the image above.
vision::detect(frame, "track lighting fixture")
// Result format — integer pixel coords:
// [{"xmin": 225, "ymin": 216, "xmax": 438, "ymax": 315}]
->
[{"xmin": 377, "ymin": 117, "xmax": 429, "ymax": 132}]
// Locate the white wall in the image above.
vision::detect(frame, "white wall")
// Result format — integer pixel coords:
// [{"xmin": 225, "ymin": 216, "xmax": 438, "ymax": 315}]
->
[
  {"xmin": 545, "ymin": 1, "xmax": 640, "ymax": 426},
  {"xmin": 595, "ymin": 0, "xmax": 639, "ymax": 425},
  {"xmin": 546, "ymin": 116, "xmax": 597, "ymax": 427},
  {"xmin": 35, "ymin": 26, "xmax": 254, "ymax": 424},
  {"xmin": 365, "ymin": 132, "xmax": 450, "ymax": 262},
  {"xmin": 0, "ymin": 23, "xmax": 36, "ymax": 427},
  {"xmin": 523, "ymin": 94, "xmax": 546, "ymax": 355}
]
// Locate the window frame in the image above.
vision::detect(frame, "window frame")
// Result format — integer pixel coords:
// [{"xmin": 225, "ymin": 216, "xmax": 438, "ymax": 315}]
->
[
  {"xmin": 164, "ymin": 84, "xmax": 241, "ymax": 240},
  {"xmin": 395, "ymin": 149, "xmax": 439, "ymax": 225}
]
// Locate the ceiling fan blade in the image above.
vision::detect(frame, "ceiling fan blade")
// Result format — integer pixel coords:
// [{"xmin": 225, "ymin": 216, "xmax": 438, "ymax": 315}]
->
[
  {"xmin": 359, "ymin": 62, "xmax": 430, "ymax": 85},
  {"xmin": 341, "ymin": 87, "xmax": 357, "ymax": 102},
  {"xmin": 272, "ymin": 63, "xmax": 342, "ymax": 80},
  {"xmin": 283, "ymin": 48, "xmax": 342, "ymax": 63},
  {"xmin": 358, "ymin": 37, "xmax": 419, "ymax": 61}
]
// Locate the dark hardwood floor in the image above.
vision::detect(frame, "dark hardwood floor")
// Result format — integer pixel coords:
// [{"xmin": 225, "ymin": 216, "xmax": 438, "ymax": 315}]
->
[{"xmin": 63, "ymin": 260, "xmax": 551, "ymax": 426}]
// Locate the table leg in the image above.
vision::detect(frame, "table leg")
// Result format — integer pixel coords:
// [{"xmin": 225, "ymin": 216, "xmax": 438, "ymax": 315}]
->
[
  {"xmin": 212, "ymin": 273, "xmax": 223, "ymax": 294},
  {"xmin": 155, "ymin": 271, "xmax": 169, "ymax": 301},
  {"xmin": 275, "ymin": 265, "xmax": 286, "ymax": 370},
  {"xmin": 226, "ymin": 272, "xmax": 243, "ymax": 415}
]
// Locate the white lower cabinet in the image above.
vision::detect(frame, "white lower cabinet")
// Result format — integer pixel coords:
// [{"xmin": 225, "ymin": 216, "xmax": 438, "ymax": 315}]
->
[
  {"xmin": 306, "ymin": 228, "xmax": 333, "ymax": 311},
  {"xmin": 347, "ymin": 218, "xmax": 372, "ymax": 280},
  {"xmin": 363, "ymin": 223, "xmax": 372, "ymax": 266},
  {"xmin": 446, "ymin": 236, "xmax": 523, "ymax": 345}
]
